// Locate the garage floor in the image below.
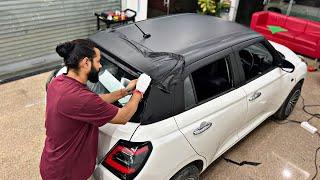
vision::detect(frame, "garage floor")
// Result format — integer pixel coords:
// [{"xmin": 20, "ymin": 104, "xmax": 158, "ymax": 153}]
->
[{"xmin": 0, "ymin": 71, "xmax": 319, "ymax": 180}]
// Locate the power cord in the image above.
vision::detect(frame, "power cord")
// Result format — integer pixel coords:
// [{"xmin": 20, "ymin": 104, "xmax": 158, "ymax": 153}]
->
[
  {"xmin": 301, "ymin": 95, "xmax": 320, "ymax": 119},
  {"xmin": 272, "ymin": 119, "xmax": 301, "ymax": 124},
  {"xmin": 311, "ymin": 132, "xmax": 320, "ymax": 180},
  {"xmin": 273, "ymin": 95, "xmax": 320, "ymax": 180}
]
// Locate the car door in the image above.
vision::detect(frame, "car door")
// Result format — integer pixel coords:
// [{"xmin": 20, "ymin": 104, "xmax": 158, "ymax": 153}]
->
[
  {"xmin": 174, "ymin": 50, "xmax": 248, "ymax": 164},
  {"xmin": 233, "ymin": 38, "xmax": 285, "ymax": 138}
]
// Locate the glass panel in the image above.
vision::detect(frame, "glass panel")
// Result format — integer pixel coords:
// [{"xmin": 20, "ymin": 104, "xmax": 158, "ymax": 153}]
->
[
  {"xmin": 289, "ymin": 0, "xmax": 320, "ymax": 21},
  {"xmin": 87, "ymin": 55, "xmax": 136, "ymax": 107},
  {"xmin": 265, "ymin": 0, "xmax": 291, "ymax": 14},
  {"xmin": 191, "ymin": 57, "xmax": 232, "ymax": 102},
  {"xmin": 239, "ymin": 42, "xmax": 275, "ymax": 80},
  {"xmin": 265, "ymin": 0, "xmax": 320, "ymax": 21}
]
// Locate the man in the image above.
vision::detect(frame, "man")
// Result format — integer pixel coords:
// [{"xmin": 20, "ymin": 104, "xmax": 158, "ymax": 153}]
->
[{"xmin": 40, "ymin": 39, "xmax": 150, "ymax": 180}]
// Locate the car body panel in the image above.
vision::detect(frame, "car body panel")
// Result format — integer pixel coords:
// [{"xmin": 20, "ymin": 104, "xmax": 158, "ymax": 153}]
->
[
  {"xmin": 268, "ymin": 40, "xmax": 307, "ymax": 105},
  {"xmin": 96, "ymin": 122, "xmax": 140, "ymax": 162},
  {"xmin": 92, "ymin": 39, "xmax": 306, "ymax": 179},
  {"xmin": 237, "ymin": 68, "xmax": 283, "ymax": 137},
  {"xmin": 174, "ymin": 87, "xmax": 247, "ymax": 165},
  {"xmin": 94, "ymin": 117, "xmax": 206, "ymax": 180}
]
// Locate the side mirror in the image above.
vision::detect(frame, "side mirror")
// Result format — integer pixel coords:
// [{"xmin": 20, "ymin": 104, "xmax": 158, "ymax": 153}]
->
[
  {"xmin": 278, "ymin": 51, "xmax": 285, "ymax": 60},
  {"xmin": 279, "ymin": 59, "xmax": 295, "ymax": 73}
]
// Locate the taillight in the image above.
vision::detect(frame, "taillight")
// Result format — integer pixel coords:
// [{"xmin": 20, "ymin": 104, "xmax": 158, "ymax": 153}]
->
[{"xmin": 102, "ymin": 140, "xmax": 152, "ymax": 180}]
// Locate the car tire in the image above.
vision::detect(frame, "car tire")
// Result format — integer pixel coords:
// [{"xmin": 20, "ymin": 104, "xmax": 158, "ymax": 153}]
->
[
  {"xmin": 273, "ymin": 82, "xmax": 302, "ymax": 120},
  {"xmin": 170, "ymin": 165, "xmax": 200, "ymax": 180}
]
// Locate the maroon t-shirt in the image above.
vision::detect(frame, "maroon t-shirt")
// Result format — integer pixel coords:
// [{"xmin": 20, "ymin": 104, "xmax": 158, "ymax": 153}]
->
[{"xmin": 40, "ymin": 74, "xmax": 118, "ymax": 180}]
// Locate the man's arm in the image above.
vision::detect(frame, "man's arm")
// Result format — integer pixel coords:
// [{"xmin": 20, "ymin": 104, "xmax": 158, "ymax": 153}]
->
[
  {"xmin": 99, "ymin": 89, "xmax": 127, "ymax": 104},
  {"xmin": 108, "ymin": 75, "xmax": 150, "ymax": 125},
  {"xmin": 109, "ymin": 91, "xmax": 143, "ymax": 124},
  {"xmin": 99, "ymin": 79, "xmax": 137, "ymax": 104}
]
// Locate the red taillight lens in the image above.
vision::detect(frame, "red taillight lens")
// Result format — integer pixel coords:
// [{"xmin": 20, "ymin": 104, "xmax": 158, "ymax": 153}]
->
[{"xmin": 102, "ymin": 140, "xmax": 152, "ymax": 180}]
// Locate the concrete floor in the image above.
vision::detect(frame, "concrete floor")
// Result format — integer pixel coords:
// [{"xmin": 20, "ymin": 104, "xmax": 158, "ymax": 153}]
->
[{"xmin": 0, "ymin": 71, "xmax": 319, "ymax": 180}]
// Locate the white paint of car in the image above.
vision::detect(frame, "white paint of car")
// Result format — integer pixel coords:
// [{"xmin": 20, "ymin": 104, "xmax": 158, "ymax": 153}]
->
[
  {"xmin": 174, "ymin": 76, "xmax": 247, "ymax": 166},
  {"xmin": 92, "ymin": 40, "xmax": 307, "ymax": 180},
  {"xmin": 96, "ymin": 122, "xmax": 140, "ymax": 162},
  {"xmin": 94, "ymin": 117, "xmax": 206, "ymax": 180},
  {"xmin": 56, "ymin": 66, "xmax": 67, "ymax": 76}
]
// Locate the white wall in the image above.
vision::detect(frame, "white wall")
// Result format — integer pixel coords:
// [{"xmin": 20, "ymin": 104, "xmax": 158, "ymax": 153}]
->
[
  {"xmin": 122, "ymin": 0, "xmax": 148, "ymax": 21},
  {"xmin": 229, "ymin": 0, "xmax": 240, "ymax": 21}
]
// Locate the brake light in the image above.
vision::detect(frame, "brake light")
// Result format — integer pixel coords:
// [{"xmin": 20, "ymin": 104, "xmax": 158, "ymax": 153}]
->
[{"xmin": 102, "ymin": 140, "xmax": 152, "ymax": 180}]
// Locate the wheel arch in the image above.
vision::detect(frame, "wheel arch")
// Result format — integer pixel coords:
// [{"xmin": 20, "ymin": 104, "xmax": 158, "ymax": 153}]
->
[{"xmin": 170, "ymin": 159, "xmax": 205, "ymax": 179}]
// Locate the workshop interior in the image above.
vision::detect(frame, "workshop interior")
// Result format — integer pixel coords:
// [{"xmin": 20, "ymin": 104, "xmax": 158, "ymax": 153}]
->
[{"xmin": 0, "ymin": 0, "xmax": 319, "ymax": 180}]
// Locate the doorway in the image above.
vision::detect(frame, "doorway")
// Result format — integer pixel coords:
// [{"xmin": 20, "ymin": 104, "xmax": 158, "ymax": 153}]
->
[
  {"xmin": 147, "ymin": 0, "xmax": 198, "ymax": 18},
  {"xmin": 235, "ymin": 0, "xmax": 265, "ymax": 26}
]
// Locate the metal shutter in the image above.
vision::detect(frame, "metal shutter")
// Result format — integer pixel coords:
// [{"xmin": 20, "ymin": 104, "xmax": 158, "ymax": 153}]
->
[{"xmin": 0, "ymin": 0, "xmax": 120, "ymax": 67}]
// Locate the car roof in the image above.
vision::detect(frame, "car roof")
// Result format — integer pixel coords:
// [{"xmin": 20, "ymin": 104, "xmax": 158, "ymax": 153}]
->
[{"xmin": 89, "ymin": 13, "xmax": 261, "ymax": 82}]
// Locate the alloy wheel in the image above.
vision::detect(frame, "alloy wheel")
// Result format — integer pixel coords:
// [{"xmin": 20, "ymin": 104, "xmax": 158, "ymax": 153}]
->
[{"xmin": 285, "ymin": 89, "xmax": 301, "ymax": 116}]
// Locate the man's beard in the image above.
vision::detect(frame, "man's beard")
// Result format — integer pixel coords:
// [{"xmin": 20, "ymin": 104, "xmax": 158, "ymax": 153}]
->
[{"xmin": 88, "ymin": 65, "xmax": 100, "ymax": 83}]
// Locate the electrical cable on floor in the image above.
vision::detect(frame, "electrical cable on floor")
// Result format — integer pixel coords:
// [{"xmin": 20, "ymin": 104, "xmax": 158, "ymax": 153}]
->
[
  {"xmin": 273, "ymin": 95, "xmax": 320, "ymax": 180},
  {"xmin": 311, "ymin": 132, "xmax": 320, "ymax": 180},
  {"xmin": 272, "ymin": 119, "xmax": 301, "ymax": 124},
  {"xmin": 223, "ymin": 157, "xmax": 261, "ymax": 166},
  {"xmin": 301, "ymin": 95, "xmax": 320, "ymax": 119},
  {"xmin": 307, "ymin": 116, "xmax": 315, "ymax": 122}
]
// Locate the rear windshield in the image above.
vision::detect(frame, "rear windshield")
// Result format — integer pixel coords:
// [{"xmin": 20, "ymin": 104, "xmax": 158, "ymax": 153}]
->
[{"xmin": 87, "ymin": 54, "xmax": 145, "ymax": 123}]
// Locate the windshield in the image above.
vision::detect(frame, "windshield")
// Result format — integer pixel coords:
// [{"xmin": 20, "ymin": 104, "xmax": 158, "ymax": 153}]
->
[{"xmin": 87, "ymin": 54, "xmax": 137, "ymax": 107}]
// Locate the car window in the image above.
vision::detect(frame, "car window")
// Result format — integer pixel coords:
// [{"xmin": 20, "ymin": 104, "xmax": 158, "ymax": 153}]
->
[
  {"xmin": 87, "ymin": 55, "xmax": 136, "ymax": 107},
  {"xmin": 239, "ymin": 42, "xmax": 276, "ymax": 80},
  {"xmin": 189, "ymin": 56, "xmax": 233, "ymax": 103},
  {"xmin": 184, "ymin": 76, "xmax": 196, "ymax": 108}
]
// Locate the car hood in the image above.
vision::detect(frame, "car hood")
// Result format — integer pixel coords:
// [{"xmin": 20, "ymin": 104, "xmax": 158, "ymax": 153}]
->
[{"xmin": 269, "ymin": 40, "xmax": 302, "ymax": 67}]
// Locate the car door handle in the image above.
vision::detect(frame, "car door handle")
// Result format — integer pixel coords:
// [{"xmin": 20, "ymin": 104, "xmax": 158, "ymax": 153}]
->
[
  {"xmin": 249, "ymin": 92, "xmax": 262, "ymax": 101},
  {"xmin": 193, "ymin": 121, "xmax": 212, "ymax": 135}
]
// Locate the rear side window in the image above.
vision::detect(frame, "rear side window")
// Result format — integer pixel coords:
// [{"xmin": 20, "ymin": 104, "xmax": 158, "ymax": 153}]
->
[{"xmin": 184, "ymin": 56, "xmax": 233, "ymax": 107}]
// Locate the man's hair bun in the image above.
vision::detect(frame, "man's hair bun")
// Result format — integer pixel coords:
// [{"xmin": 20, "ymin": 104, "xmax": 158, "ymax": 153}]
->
[{"xmin": 56, "ymin": 42, "xmax": 75, "ymax": 59}]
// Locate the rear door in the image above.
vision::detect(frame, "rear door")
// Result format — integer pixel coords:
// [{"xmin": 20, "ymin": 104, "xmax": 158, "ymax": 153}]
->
[
  {"xmin": 174, "ymin": 49, "xmax": 248, "ymax": 164},
  {"xmin": 233, "ymin": 38, "xmax": 284, "ymax": 138}
]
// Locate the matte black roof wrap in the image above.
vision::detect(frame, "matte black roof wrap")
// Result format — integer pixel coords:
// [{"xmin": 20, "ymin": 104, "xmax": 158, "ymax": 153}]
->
[
  {"xmin": 90, "ymin": 25, "xmax": 186, "ymax": 93},
  {"xmin": 113, "ymin": 30, "xmax": 186, "ymax": 93},
  {"xmin": 88, "ymin": 13, "xmax": 261, "ymax": 92}
]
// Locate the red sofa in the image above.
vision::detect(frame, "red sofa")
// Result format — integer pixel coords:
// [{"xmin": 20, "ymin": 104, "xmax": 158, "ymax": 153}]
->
[{"xmin": 250, "ymin": 11, "xmax": 320, "ymax": 59}]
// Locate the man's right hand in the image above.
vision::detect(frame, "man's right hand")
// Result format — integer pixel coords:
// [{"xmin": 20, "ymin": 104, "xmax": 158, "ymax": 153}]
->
[
  {"xmin": 109, "ymin": 74, "xmax": 151, "ymax": 125},
  {"xmin": 136, "ymin": 74, "xmax": 151, "ymax": 94}
]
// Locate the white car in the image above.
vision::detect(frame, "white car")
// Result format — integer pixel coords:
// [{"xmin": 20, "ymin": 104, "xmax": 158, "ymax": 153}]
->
[{"xmin": 48, "ymin": 14, "xmax": 307, "ymax": 180}]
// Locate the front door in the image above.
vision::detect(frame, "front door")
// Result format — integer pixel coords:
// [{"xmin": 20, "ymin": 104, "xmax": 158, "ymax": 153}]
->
[
  {"xmin": 147, "ymin": 0, "xmax": 197, "ymax": 18},
  {"xmin": 174, "ymin": 53, "xmax": 248, "ymax": 164},
  {"xmin": 234, "ymin": 39, "xmax": 284, "ymax": 138}
]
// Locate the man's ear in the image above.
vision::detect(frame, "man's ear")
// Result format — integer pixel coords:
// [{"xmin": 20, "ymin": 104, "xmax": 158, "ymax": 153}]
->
[{"xmin": 79, "ymin": 57, "xmax": 89, "ymax": 69}]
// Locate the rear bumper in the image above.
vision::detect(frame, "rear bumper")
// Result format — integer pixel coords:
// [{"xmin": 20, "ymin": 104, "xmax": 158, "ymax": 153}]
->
[{"xmin": 93, "ymin": 165, "xmax": 121, "ymax": 180}]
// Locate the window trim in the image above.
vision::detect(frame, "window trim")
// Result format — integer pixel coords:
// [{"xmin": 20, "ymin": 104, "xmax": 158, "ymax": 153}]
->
[{"xmin": 183, "ymin": 75, "xmax": 197, "ymax": 110}]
